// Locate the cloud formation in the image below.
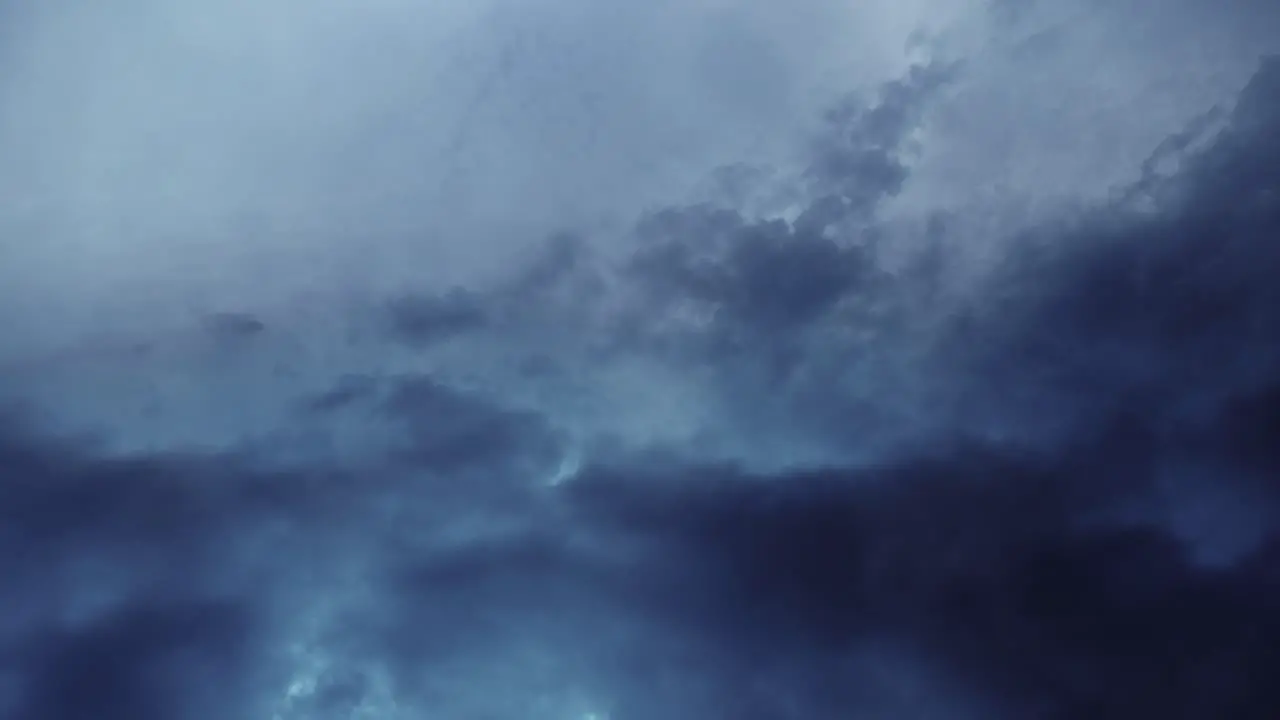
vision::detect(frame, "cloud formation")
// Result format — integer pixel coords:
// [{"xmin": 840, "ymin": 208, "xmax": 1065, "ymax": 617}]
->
[{"xmin": 1, "ymin": 2, "xmax": 1279, "ymax": 719}]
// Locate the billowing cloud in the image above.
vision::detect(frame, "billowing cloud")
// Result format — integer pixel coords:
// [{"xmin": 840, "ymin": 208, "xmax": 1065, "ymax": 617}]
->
[{"xmin": 2, "ymin": 2, "xmax": 1279, "ymax": 718}]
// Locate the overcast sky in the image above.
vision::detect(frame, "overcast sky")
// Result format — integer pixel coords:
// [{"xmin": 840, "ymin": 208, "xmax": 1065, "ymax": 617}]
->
[{"xmin": 2, "ymin": 1, "xmax": 1279, "ymax": 718}]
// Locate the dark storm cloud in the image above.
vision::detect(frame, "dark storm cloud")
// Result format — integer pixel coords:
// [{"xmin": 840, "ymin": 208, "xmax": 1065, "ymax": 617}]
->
[
  {"xmin": 371, "ymin": 60, "xmax": 952, "ymax": 361},
  {"xmin": 1210, "ymin": 383, "xmax": 1280, "ymax": 479},
  {"xmin": 489, "ymin": 59, "xmax": 957, "ymax": 419},
  {"xmin": 382, "ymin": 375, "xmax": 563, "ymax": 476},
  {"xmin": 804, "ymin": 58, "xmax": 960, "ymax": 220},
  {"xmin": 4, "ymin": 600, "xmax": 258, "ymax": 720},
  {"xmin": 0, "ymin": 388, "xmax": 574, "ymax": 718},
  {"xmin": 559, "ymin": 420, "xmax": 1280, "ymax": 718},
  {"xmin": 274, "ymin": 52, "xmax": 1280, "ymax": 718},
  {"xmin": 951, "ymin": 55, "xmax": 1280, "ymax": 430},
  {"xmin": 628, "ymin": 58, "xmax": 955, "ymax": 311},
  {"xmin": 541, "ymin": 54, "xmax": 1280, "ymax": 718},
  {"xmin": 629, "ymin": 207, "xmax": 871, "ymax": 341},
  {"xmin": 382, "ymin": 290, "xmax": 489, "ymax": 347},
  {"xmin": 301, "ymin": 373, "xmax": 381, "ymax": 414},
  {"xmin": 0, "ymin": 415, "xmax": 277, "ymax": 719},
  {"xmin": 4, "ymin": 17, "xmax": 1280, "ymax": 720}
]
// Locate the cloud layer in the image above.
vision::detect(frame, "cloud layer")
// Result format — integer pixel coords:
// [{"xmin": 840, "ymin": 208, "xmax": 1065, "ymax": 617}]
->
[{"xmin": 2, "ymin": 1, "xmax": 1279, "ymax": 718}]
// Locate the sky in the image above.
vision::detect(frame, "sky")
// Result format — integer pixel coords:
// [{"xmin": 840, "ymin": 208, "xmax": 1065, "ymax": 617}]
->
[{"xmin": 0, "ymin": 0, "xmax": 1279, "ymax": 718}]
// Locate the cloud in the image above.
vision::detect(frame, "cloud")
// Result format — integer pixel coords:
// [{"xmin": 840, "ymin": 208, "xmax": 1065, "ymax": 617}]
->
[
  {"xmin": 0, "ymin": 418, "xmax": 276, "ymax": 718},
  {"xmin": 376, "ymin": 51, "xmax": 1280, "ymax": 716},
  {"xmin": 381, "ymin": 374, "xmax": 564, "ymax": 479},
  {"xmin": 382, "ymin": 290, "xmax": 489, "ymax": 347},
  {"xmin": 1, "ymin": 5, "xmax": 1279, "ymax": 720},
  {"xmin": 6, "ymin": 601, "xmax": 258, "ymax": 720},
  {"xmin": 559, "ymin": 422, "xmax": 1279, "ymax": 717}
]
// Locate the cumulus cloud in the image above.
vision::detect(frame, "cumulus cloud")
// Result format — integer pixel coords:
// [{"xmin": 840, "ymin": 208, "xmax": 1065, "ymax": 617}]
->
[{"xmin": 2, "ymin": 1, "xmax": 1280, "ymax": 718}]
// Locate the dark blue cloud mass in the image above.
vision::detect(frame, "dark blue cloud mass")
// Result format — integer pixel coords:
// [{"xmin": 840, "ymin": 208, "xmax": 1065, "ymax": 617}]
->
[{"xmin": 2, "ymin": 4, "xmax": 1280, "ymax": 719}]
